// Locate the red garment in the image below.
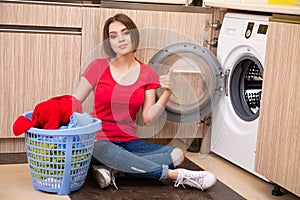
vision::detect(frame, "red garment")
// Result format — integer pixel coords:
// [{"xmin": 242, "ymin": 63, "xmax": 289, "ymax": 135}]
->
[
  {"xmin": 31, "ymin": 95, "xmax": 82, "ymax": 129},
  {"xmin": 13, "ymin": 95, "xmax": 82, "ymax": 136},
  {"xmin": 83, "ymin": 58, "xmax": 160, "ymax": 141}
]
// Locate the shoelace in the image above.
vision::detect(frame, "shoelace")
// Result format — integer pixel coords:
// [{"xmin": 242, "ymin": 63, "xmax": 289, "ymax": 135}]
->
[
  {"xmin": 111, "ymin": 170, "xmax": 118, "ymax": 190},
  {"xmin": 174, "ymin": 174, "xmax": 205, "ymax": 191}
]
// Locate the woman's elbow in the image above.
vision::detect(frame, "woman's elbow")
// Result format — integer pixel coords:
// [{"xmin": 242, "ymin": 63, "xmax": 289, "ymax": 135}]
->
[{"xmin": 142, "ymin": 115, "xmax": 152, "ymax": 126}]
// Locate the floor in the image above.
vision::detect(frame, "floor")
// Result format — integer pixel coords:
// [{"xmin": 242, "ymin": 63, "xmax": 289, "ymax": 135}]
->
[
  {"xmin": 186, "ymin": 152, "xmax": 300, "ymax": 200},
  {"xmin": 0, "ymin": 152, "xmax": 299, "ymax": 200}
]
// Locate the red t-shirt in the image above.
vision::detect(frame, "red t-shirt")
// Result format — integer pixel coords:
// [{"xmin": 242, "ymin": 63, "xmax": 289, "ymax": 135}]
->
[{"xmin": 82, "ymin": 58, "xmax": 160, "ymax": 141}]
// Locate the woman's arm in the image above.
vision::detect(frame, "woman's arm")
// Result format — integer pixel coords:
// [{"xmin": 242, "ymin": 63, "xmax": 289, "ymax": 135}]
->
[
  {"xmin": 73, "ymin": 77, "xmax": 93, "ymax": 103},
  {"xmin": 142, "ymin": 68, "xmax": 173, "ymax": 125}
]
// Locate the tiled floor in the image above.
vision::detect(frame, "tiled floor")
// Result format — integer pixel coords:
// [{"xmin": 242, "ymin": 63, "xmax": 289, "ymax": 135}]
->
[{"xmin": 0, "ymin": 152, "xmax": 299, "ymax": 200}]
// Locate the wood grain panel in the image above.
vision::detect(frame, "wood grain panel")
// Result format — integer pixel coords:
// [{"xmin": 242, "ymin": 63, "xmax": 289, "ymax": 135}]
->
[
  {"xmin": 81, "ymin": 7, "xmax": 211, "ymax": 64},
  {"xmin": 0, "ymin": 2, "xmax": 82, "ymax": 27},
  {"xmin": 80, "ymin": 7, "xmax": 104, "ymax": 113},
  {"xmin": 210, "ymin": 7, "xmax": 226, "ymax": 55},
  {"xmin": 0, "ymin": 32, "xmax": 81, "ymax": 139},
  {"xmin": 255, "ymin": 21, "xmax": 300, "ymax": 196},
  {"xmin": 137, "ymin": 118, "xmax": 203, "ymax": 138},
  {"xmin": 0, "ymin": 138, "xmax": 26, "ymax": 153}
]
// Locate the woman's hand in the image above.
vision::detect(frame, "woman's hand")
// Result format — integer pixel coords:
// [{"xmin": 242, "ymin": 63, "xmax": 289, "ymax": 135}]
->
[{"xmin": 159, "ymin": 66, "xmax": 174, "ymax": 92}]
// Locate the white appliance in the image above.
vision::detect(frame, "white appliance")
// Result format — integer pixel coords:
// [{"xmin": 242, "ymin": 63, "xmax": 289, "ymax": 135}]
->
[{"xmin": 211, "ymin": 13, "xmax": 270, "ymax": 180}]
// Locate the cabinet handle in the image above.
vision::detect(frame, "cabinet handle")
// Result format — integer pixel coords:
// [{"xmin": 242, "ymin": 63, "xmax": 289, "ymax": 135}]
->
[
  {"xmin": 199, "ymin": 117, "xmax": 211, "ymax": 126},
  {"xmin": 0, "ymin": 25, "xmax": 81, "ymax": 35},
  {"xmin": 206, "ymin": 20, "xmax": 222, "ymax": 29},
  {"xmin": 203, "ymin": 37, "xmax": 218, "ymax": 48}
]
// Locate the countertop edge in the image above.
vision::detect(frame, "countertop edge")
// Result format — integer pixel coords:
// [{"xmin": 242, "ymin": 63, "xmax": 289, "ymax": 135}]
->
[
  {"xmin": 0, "ymin": 0, "xmax": 213, "ymax": 13},
  {"xmin": 101, "ymin": 1, "xmax": 212, "ymax": 13},
  {"xmin": 204, "ymin": 1, "xmax": 300, "ymax": 16}
]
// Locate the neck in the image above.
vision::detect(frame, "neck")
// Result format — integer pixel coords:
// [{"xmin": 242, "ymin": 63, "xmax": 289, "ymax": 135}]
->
[{"xmin": 111, "ymin": 52, "xmax": 136, "ymax": 69}]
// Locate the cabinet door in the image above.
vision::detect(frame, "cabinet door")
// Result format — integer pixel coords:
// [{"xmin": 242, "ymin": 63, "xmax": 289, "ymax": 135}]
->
[
  {"xmin": 0, "ymin": 32, "xmax": 81, "ymax": 138},
  {"xmin": 81, "ymin": 7, "xmax": 213, "ymax": 139},
  {"xmin": 255, "ymin": 21, "xmax": 300, "ymax": 196},
  {"xmin": 0, "ymin": 2, "xmax": 82, "ymax": 27},
  {"xmin": 0, "ymin": 2, "xmax": 82, "ymax": 153},
  {"xmin": 81, "ymin": 7, "xmax": 212, "ymax": 65}
]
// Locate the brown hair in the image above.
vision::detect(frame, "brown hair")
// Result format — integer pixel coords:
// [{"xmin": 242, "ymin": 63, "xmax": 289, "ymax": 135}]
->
[{"xmin": 103, "ymin": 13, "xmax": 140, "ymax": 58}]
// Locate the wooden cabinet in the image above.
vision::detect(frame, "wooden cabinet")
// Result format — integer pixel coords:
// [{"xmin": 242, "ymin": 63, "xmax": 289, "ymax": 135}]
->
[
  {"xmin": 0, "ymin": 2, "xmax": 82, "ymax": 27},
  {"xmin": 81, "ymin": 6, "xmax": 215, "ymax": 139},
  {"xmin": 0, "ymin": 1, "xmax": 218, "ymax": 152},
  {"xmin": 81, "ymin": 6, "xmax": 213, "ymax": 66},
  {"xmin": 0, "ymin": 2, "xmax": 82, "ymax": 152},
  {"xmin": 255, "ymin": 19, "xmax": 300, "ymax": 196}
]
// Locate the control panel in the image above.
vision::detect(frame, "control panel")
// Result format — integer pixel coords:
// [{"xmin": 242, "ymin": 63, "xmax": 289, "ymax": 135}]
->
[
  {"xmin": 220, "ymin": 13, "xmax": 270, "ymax": 44},
  {"xmin": 245, "ymin": 21, "xmax": 268, "ymax": 42}
]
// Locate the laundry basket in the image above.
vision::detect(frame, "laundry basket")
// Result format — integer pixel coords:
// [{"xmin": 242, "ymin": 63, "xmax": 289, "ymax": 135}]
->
[{"xmin": 23, "ymin": 111, "xmax": 101, "ymax": 195}]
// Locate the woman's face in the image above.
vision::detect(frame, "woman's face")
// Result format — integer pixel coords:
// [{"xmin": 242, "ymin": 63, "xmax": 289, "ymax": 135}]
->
[{"xmin": 108, "ymin": 21, "xmax": 133, "ymax": 57}]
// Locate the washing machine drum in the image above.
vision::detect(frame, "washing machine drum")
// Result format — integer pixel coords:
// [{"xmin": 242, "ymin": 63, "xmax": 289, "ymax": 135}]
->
[
  {"xmin": 230, "ymin": 56, "xmax": 263, "ymax": 121},
  {"xmin": 148, "ymin": 42, "xmax": 224, "ymax": 122}
]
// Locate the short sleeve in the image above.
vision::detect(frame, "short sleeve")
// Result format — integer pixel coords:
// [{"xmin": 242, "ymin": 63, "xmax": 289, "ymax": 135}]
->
[
  {"xmin": 144, "ymin": 64, "xmax": 161, "ymax": 90},
  {"xmin": 82, "ymin": 58, "xmax": 109, "ymax": 87}
]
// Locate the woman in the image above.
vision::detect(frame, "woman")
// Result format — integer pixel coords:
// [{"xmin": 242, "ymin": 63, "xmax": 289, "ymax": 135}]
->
[{"xmin": 73, "ymin": 13, "xmax": 217, "ymax": 191}]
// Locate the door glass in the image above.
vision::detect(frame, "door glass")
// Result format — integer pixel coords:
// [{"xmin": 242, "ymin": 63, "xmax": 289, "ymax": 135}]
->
[{"xmin": 230, "ymin": 56, "xmax": 263, "ymax": 121}]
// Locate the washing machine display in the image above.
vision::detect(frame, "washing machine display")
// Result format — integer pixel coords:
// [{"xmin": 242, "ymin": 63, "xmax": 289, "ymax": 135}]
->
[{"xmin": 257, "ymin": 24, "xmax": 268, "ymax": 35}]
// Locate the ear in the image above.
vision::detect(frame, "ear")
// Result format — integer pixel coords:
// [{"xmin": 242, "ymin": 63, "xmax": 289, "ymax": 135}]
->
[{"xmin": 12, "ymin": 116, "xmax": 33, "ymax": 136}]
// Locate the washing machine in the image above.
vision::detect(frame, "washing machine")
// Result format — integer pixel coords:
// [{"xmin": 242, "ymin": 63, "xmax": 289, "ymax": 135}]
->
[{"xmin": 210, "ymin": 13, "xmax": 270, "ymax": 179}]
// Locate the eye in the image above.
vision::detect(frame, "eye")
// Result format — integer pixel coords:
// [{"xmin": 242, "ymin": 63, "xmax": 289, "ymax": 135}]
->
[
  {"xmin": 109, "ymin": 34, "xmax": 117, "ymax": 40},
  {"xmin": 122, "ymin": 30, "xmax": 130, "ymax": 36}
]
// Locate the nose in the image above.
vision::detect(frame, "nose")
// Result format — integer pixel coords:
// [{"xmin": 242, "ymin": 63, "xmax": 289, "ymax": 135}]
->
[{"xmin": 118, "ymin": 33, "xmax": 125, "ymax": 42}]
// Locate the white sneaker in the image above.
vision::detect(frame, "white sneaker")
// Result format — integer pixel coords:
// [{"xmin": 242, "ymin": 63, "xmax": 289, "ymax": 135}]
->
[
  {"xmin": 174, "ymin": 169, "xmax": 217, "ymax": 191},
  {"xmin": 92, "ymin": 165, "xmax": 118, "ymax": 189}
]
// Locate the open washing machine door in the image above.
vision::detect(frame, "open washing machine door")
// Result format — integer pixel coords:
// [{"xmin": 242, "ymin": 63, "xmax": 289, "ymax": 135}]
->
[{"xmin": 148, "ymin": 42, "xmax": 224, "ymax": 122}]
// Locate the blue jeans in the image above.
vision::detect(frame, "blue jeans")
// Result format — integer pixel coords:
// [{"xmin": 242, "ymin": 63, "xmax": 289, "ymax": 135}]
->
[{"xmin": 92, "ymin": 139, "xmax": 177, "ymax": 180}]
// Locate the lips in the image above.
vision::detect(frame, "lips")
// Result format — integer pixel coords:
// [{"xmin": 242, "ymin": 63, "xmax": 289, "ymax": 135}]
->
[{"xmin": 119, "ymin": 44, "xmax": 128, "ymax": 49}]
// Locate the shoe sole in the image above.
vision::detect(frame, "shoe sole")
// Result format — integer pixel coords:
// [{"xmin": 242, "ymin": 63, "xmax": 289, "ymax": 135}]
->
[{"xmin": 92, "ymin": 166, "xmax": 111, "ymax": 188}]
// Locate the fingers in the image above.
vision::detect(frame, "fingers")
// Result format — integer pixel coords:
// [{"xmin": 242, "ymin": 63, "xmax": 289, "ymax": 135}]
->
[
  {"xmin": 159, "ymin": 66, "xmax": 174, "ymax": 90},
  {"xmin": 159, "ymin": 75, "xmax": 170, "ymax": 88},
  {"xmin": 168, "ymin": 66, "xmax": 175, "ymax": 76}
]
